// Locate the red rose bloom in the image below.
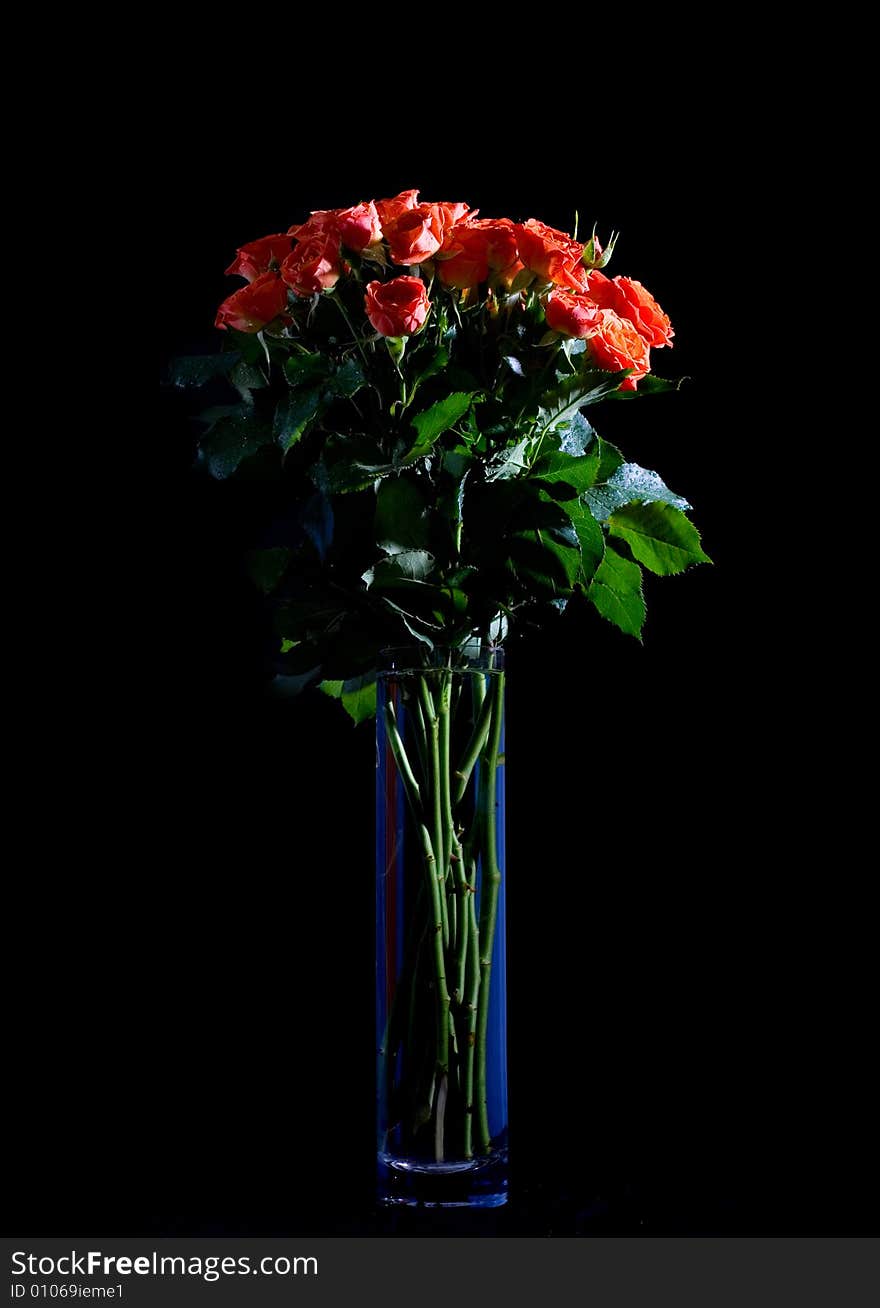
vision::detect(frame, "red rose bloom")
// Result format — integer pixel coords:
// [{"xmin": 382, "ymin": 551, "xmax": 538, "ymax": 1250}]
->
[
  {"xmin": 225, "ymin": 233, "xmax": 295, "ymax": 282},
  {"xmin": 515, "ymin": 219, "xmax": 587, "ymax": 291},
  {"xmin": 386, "ymin": 204, "xmax": 445, "ymax": 265},
  {"xmin": 375, "ymin": 189, "xmax": 420, "ymax": 229},
  {"xmin": 336, "ymin": 200, "xmax": 383, "ymax": 250},
  {"xmin": 280, "ymin": 234, "xmax": 342, "ymax": 296},
  {"xmin": 215, "ymin": 271, "xmax": 289, "ymax": 333},
  {"xmin": 287, "ymin": 209, "xmax": 338, "ymax": 241},
  {"xmin": 544, "ymin": 290, "xmax": 602, "ymax": 338},
  {"xmin": 365, "ymin": 276, "xmax": 430, "ymax": 336},
  {"xmin": 586, "ymin": 271, "xmax": 674, "ymax": 348},
  {"xmin": 587, "ymin": 309, "xmax": 651, "ymax": 390}
]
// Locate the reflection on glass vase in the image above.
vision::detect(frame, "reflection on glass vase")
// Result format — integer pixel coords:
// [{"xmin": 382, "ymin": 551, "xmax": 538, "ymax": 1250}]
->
[{"xmin": 376, "ymin": 645, "xmax": 508, "ymax": 1208}]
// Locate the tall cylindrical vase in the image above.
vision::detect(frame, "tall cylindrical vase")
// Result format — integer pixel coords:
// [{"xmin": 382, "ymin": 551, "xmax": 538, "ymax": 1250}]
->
[{"xmin": 376, "ymin": 646, "xmax": 508, "ymax": 1207}]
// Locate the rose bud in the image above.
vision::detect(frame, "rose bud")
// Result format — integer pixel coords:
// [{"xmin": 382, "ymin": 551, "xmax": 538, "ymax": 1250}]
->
[
  {"xmin": 582, "ymin": 228, "xmax": 618, "ymax": 270},
  {"xmin": 215, "ymin": 271, "xmax": 289, "ymax": 333},
  {"xmin": 365, "ymin": 276, "xmax": 430, "ymax": 336}
]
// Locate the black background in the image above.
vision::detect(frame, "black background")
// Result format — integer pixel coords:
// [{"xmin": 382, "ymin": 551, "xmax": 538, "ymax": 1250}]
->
[{"xmin": 8, "ymin": 51, "xmax": 873, "ymax": 1238}]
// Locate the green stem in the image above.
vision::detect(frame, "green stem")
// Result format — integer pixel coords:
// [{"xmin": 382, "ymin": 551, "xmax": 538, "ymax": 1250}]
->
[
  {"xmin": 331, "ymin": 291, "xmax": 370, "ymax": 369},
  {"xmin": 384, "ymin": 702, "xmax": 423, "ymax": 818},
  {"xmin": 453, "ymin": 686, "xmax": 494, "ymax": 805},
  {"xmin": 462, "ymin": 851, "xmax": 481, "ymax": 1159},
  {"xmin": 419, "ymin": 675, "xmax": 449, "ymax": 952},
  {"xmin": 438, "ymin": 672, "xmax": 453, "ymax": 892},
  {"xmin": 475, "ymin": 670, "xmax": 505, "ymax": 1154},
  {"xmin": 417, "ymin": 820, "xmax": 450, "ymax": 1087}
]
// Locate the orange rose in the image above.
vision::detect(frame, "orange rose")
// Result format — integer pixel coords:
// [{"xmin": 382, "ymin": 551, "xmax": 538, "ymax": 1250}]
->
[
  {"xmin": 386, "ymin": 204, "xmax": 445, "ymax": 265},
  {"xmin": 437, "ymin": 217, "xmax": 519, "ymax": 288},
  {"xmin": 375, "ymin": 189, "xmax": 420, "ymax": 229},
  {"xmin": 365, "ymin": 276, "xmax": 430, "ymax": 336},
  {"xmin": 544, "ymin": 290, "xmax": 602, "ymax": 338},
  {"xmin": 280, "ymin": 234, "xmax": 342, "ymax": 296},
  {"xmin": 436, "ymin": 225, "xmax": 490, "ymax": 288},
  {"xmin": 470, "ymin": 218, "xmax": 518, "ymax": 272},
  {"xmin": 586, "ymin": 309, "xmax": 651, "ymax": 391},
  {"xmin": 430, "ymin": 201, "xmax": 472, "ymax": 234},
  {"xmin": 586, "ymin": 271, "xmax": 674, "ymax": 348},
  {"xmin": 224, "ymin": 233, "xmax": 296, "ymax": 282},
  {"xmin": 515, "ymin": 219, "xmax": 587, "ymax": 291},
  {"xmin": 215, "ymin": 271, "xmax": 289, "ymax": 333}
]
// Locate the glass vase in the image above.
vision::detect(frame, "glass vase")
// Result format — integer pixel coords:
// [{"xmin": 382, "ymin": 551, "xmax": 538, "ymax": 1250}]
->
[{"xmin": 376, "ymin": 645, "xmax": 508, "ymax": 1208}]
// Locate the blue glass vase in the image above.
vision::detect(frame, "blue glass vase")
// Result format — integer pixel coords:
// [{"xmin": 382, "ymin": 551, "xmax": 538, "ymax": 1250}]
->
[{"xmin": 376, "ymin": 646, "xmax": 508, "ymax": 1207}]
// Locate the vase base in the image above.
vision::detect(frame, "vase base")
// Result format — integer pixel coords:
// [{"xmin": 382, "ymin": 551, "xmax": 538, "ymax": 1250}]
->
[{"xmin": 377, "ymin": 1146, "xmax": 508, "ymax": 1208}]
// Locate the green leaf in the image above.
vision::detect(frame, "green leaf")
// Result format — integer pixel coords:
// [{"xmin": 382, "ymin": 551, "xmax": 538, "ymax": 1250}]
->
[
  {"xmin": 538, "ymin": 369, "xmax": 628, "ymax": 434},
  {"xmin": 199, "ymin": 408, "xmax": 272, "ymax": 479},
  {"xmin": 585, "ymin": 463, "xmax": 690, "ymax": 522},
  {"xmin": 609, "ymin": 374, "xmax": 686, "ymax": 399},
  {"xmin": 375, "ymin": 477, "xmax": 429, "ymax": 553},
  {"xmin": 284, "ymin": 354, "xmax": 332, "ymax": 387},
  {"xmin": 168, "ymin": 353, "xmax": 240, "ymax": 388},
  {"xmin": 363, "ymin": 551, "xmax": 435, "ymax": 586},
  {"xmin": 506, "ymin": 498, "xmax": 582, "ymax": 595},
  {"xmin": 246, "ymin": 548, "xmax": 291, "ymax": 594},
  {"xmin": 229, "ymin": 360, "xmax": 266, "ymax": 391},
  {"xmin": 608, "ymin": 503, "xmax": 711, "ymax": 576},
  {"xmin": 534, "ymin": 448, "xmax": 601, "ymax": 494},
  {"xmin": 557, "ymin": 410, "xmax": 596, "ymax": 456},
  {"xmin": 558, "ymin": 498, "xmax": 605, "ymax": 583},
  {"xmin": 274, "ymin": 388, "xmax": 323, "ymax": 452},
  {"xmin": 315, "ymin": 434, "xmax": 388, "ymax": 494},
  {"xmin": 227, "ymin": 328, "xmax": 273, "ymax": 367},
  {"xmin": 320, "ymin": 673, "xmax": 377, "ymax": 725},
  {"xmin": 588, "ymin": 546, "xmax": 646, "ymax": 638},
  {"xmin": 409, "ymin": 392, "xmax": 474, "ymax": 456},
  {"xmin": 596, "ymin": 438, "xmax": 624, "ymax": 482},
  {"xmin": 327, "ymin": 356, "xmax": 366, "ymax": 398},
  {"xmin": 509, "ymin": 526, "xmax": 581, "ymax": 594},
  {"xmin": 413, "ymin": 344, "xmax": 449, "ymax": 384},
  {"xmin": 486, "ymin": 437, "xmax": 530, "ymax": 481}
]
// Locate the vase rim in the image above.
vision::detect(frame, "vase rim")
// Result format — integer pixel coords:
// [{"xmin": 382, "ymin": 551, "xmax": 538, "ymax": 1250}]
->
[{"xmin": 378, "ymin": 643, "xmax": 505, "ymax": 675}]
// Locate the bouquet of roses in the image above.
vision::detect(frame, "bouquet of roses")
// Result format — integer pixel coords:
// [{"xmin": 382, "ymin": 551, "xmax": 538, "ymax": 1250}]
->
[
  {"xmin": 171, "ymin": 189, "xmax": 711, "ymax": 1179},
  {"xmin": 172, "ymin": 188, "xmax": 709, "ymax": 723}
]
